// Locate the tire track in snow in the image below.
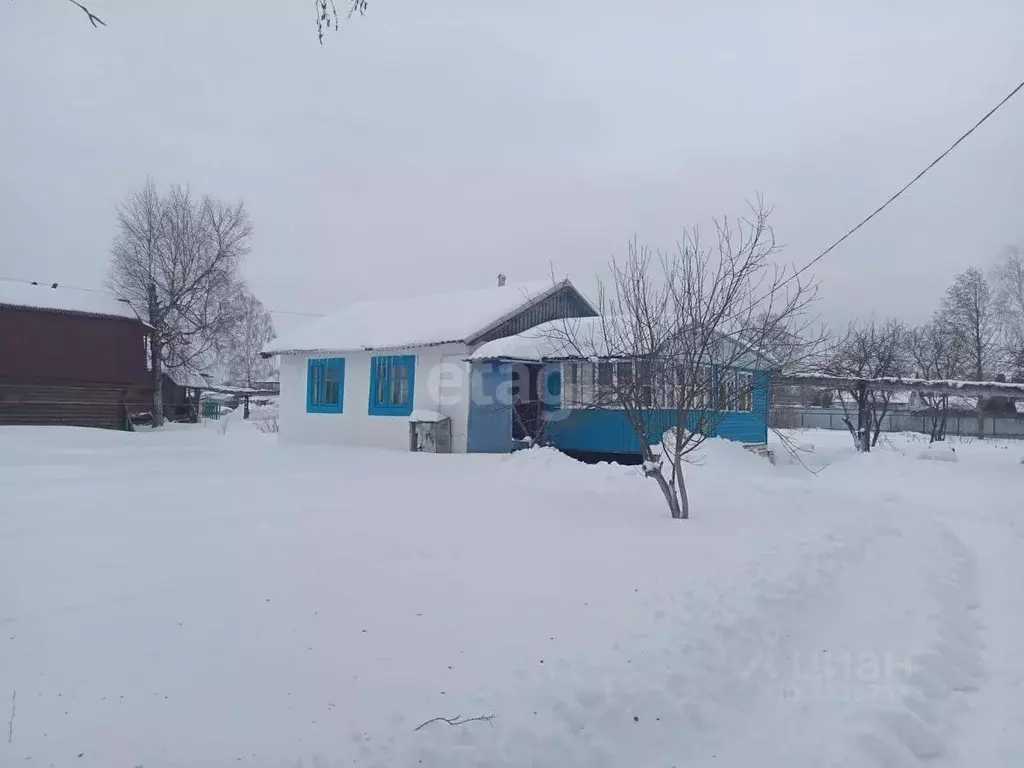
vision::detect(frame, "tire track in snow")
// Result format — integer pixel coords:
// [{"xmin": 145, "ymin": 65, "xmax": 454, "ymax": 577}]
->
[{"xmin": 842, "ymin": 523, "xmax": 984, "ymax": 767}]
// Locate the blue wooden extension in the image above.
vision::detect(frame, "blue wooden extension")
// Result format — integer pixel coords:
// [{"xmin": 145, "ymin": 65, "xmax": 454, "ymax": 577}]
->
[
  {"xmin": 467, "ymin": 363, "xmax": 771, "ymax": 456},
  {"xmin": 545, "ymin": 369, "xmax": 771, "ymax": 454},
  {"xmin": 467, "ymin": 363, "xmax": 513, "ymax": 453}
]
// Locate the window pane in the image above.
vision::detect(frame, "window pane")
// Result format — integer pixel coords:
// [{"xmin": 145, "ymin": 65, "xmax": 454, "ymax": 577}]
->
[
  {"xmin": 376, "ymin": 360, "xmax": 388, "ymax": 405},
  {"xmin": 311, "ymin": 364, "xmax": 323, "ymax": 405},
  {"xmin": 392, "ymin": 364, "xmax": 410, "ymax": 406},
  {"xmin": 389, "ymin": 364, "xmax": 401, "ymax": 404},
  {"xmin": 615, "ymin": 362, "xmax": 631, "ymax": 383},
  {"xmin": 580, "ymin": 363, "xmax": 595, "ymax": 406},
  {"xmin": 565, "ymin": 363, "xmax": 578, "ymax": 385},
  {"xmin": 674, "ymin": 364, "xmax": 687, "ymax": 408},
  {"xmin": 595, "ymin": 362, "xmax": 613, "ymax": 405},
  {"xmin": 634, "ymin": 361, "xmax": 653, "ymax": 407},
  {"xmin": 657, "ymin": 364, "xmax": 672, "ymax": 408},
  {"xmin": 325, "ymin": 366, "xmax": 340, "ymax": 405}
]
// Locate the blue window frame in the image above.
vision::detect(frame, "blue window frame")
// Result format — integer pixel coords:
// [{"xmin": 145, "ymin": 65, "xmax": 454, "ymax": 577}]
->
[
  {"xmin": 306, "ymin": 357, "xmax": 345, "ymax": 413},
  {"xmin": 368, "ymin": 355, "xmax": 415, "ymax": 416}
]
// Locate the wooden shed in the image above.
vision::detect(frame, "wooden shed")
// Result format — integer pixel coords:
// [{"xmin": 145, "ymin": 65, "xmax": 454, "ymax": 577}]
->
[{"xmin": 0, "ymin": 280, "xmax": 152, "ymax": 430}]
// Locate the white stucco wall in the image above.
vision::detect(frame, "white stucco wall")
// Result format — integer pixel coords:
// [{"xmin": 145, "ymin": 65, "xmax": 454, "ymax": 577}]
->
[{"xmin": 278, "ymin": 343, "xmax": 473, "ymax": 452}]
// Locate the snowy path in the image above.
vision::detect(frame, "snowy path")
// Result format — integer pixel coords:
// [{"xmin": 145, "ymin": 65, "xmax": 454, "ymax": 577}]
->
[
  {"xmin": 385, "ymin": 485, "xmax": 995, "ymax": 767},
  {"xmin": 1, "ymin": 425, "xmax": 1021, "ymax": 767}
]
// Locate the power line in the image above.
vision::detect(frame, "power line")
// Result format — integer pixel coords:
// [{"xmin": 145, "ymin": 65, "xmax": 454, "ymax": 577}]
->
[
  {"xmin": 0, "ymin": 274, "xmax": 325, "ymax": 318},
  {"xmin": 783, "ymin": 76, "xmax": 1024, "ymax": 288},
  {"xmin": 0, "ymin": 275, "xmax": 114, "ymax": 295},
  {"xmin": 7, "ymin": 78, "xmax": 1022, "ymax": 319},
  {"xmin": 267, "ymin": 309, "xmax": 325, "ymax": 318}
]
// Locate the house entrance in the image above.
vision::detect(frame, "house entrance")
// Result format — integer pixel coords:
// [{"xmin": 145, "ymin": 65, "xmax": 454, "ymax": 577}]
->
[{"xmin": 511, "ymin": 363, "xmax": 544, "ymax": 443}]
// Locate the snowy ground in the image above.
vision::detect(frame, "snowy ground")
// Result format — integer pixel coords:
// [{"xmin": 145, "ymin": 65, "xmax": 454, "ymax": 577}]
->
[{"xmin": 1, "ymin": 420, "xmax": 1022, "ymax": 767}]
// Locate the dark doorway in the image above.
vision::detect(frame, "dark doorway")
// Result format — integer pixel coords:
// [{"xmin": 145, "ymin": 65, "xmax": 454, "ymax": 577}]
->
[{"xmin": 511, "ymin": 363, "xmax": 544, "ymax": 443}]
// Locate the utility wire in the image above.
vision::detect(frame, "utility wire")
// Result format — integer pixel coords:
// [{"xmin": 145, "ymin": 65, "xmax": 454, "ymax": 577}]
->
[
  {"xmin": 6, "ymin": 78, "xmax": 1023, "ymax": 316},
  {"xmin": 0, "ymin": 274, "xmax": 324, "ymax": 318},
  {"xmin": 782, "ymin": 76, "xmax": 1024, "ymax": 289}
]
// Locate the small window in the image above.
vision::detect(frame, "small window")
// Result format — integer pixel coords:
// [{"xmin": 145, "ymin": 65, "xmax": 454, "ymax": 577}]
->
[
  {"xmin": 369, "ymin": 355, "xmax": 415, "ymax": 416},
  {"xmin": 307, "ymin": 358, "xmax": 345, "ymax": 413}
]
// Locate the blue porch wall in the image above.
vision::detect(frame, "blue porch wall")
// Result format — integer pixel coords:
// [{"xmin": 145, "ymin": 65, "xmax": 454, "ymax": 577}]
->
[
  {"xmin": 545, "ymin": 368, "xmax": 771, "ymax": 455},
  {"xmin": 466, "ymin": 363, "xmax": 513, "ymax": 453}
]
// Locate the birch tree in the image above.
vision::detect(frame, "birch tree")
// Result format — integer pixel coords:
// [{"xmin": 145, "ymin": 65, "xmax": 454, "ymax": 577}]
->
[
  {"xmin": 548, "ymin": 199, "xmax": 820, "ymax": 520},
  {"xmin": 109, "ymin": 179, "xmax": 252, "ymax": 427},
  {"xmin": 942, "ymin": 267, "xmax": 1000, "ymax": 380},
  {"xmin": 994, "ymin": 247, "xmax": 1024, "ymax": 380},
  {"xmin": 224, "ymin": 289, "xmax": 276, "ymax": 388},
  {"xmin": 940, "ymin": 267, "xmax": 1001, "ymax": 436}
]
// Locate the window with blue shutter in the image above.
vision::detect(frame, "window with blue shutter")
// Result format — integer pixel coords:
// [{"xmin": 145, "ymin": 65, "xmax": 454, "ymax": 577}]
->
[
  {"xmin": 368, "ymin": 355, "xmax": 415, "ymax": 416},
  {"xmin": 306, "ymin": 358, "xmax": 345, "ymax": 413}
]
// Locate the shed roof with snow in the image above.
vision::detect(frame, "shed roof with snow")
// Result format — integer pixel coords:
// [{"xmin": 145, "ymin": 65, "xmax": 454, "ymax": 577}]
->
[
  {"xmin": 0, "ymin": 280, "xmax": 143, "ymax": 322},
  {"xmin": 469, "ymin": 315, "xmax": 780, "ymax": 369},
  {"xmin": 263, "ymin": 279, "xmax": 597, "ymax": 356}
]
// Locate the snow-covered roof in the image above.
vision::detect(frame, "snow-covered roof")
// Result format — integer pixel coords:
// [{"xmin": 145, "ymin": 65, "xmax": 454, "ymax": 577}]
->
[
  {"xmin": 166, "ymin": 370, "xmax": 213, "ymax": 390},
  {"xmin": 469, "ymin": 316, "xmax": 776, "ymax": 368},
  {"xmin": 0, "ymin": 279, "xmax": 142, "ymax": 322},
  {"xmin": 264, "ymin": 280, "xmax": 590, "ymax": 355}
]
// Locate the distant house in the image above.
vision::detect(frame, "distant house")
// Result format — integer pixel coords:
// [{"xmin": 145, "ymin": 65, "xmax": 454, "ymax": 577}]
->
[
  {"xmin": 263, "ymin": 279, "xmax": 597, "ymax": 452},
  {"xmin": 0, "ymin": 280, "xmax": 151, "ymax": 430},
  {"xmin": 159, "ymin": 370, "xmax": 212, "ymax": 423},
  {"xmin": 264, "ymin": 279, "xmax": 775, "ymax": 459}
]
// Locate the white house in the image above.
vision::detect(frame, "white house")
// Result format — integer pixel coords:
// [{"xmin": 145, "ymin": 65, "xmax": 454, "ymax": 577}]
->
[{"xmin": 263, "ymin": 279, "xmax": 596, "ymax": 452}]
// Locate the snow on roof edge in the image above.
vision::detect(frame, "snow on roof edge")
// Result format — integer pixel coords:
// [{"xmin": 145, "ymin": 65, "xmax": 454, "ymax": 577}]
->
[
  {"xmin": 0, "ymin": 279, "xmax": 149, "ymax": 325},
  {"xmin": 263, "ymin": 338, "xmax": 466, "ymax": 358},
  {"xmin": 263, "ymin": 279, "xmax": 585, "ymax": 356}
]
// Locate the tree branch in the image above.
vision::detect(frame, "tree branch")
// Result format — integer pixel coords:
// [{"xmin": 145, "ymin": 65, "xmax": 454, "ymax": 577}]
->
[
  {"xmin": 414, "ymin": 712, "xmax": 495, "ymax": 732},
  {"xmin": 67, "ymin": 0, "xmax": 106, "ymax": 27}
]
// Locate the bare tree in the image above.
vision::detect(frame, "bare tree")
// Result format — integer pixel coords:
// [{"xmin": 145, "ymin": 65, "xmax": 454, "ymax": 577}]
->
[
  {"xmin": 825, "ymin": 318, "xmax": 909, "ymax": 448},
  {"xmin": 56, "ymin": 0, "xmax": 370, "ymax": 42},
  {"xmin": 66, "ymin": 0, "xmax": 105, "ymax": 27},
  {"xmin": 546, "ymin": 200, "xmax": 820, "ymax": 519},
  {"xmin": 942, "ymin": 267, "xmax": 1000, "ymax": 380},
  {"xmin": 316, "ymin": 0, "xmax": 368, "ymax": 43},
  {"xmin": 941, "ymin": 267, "xmax": 1001, "ymax": 436},
  {"xmin": 224, "ymin": 289, "xmax": 276, "ymax": 418},
  {"xmin": 994, "ymin": 246, "xmax": 1024, "ymax": 380},
  {"xmin": 109, "ymin": 179, "xmax": 252, "ymax": 427},
  {"xmin": 906, "ymin": 315, "xmax": 966, "ymax": 442}
]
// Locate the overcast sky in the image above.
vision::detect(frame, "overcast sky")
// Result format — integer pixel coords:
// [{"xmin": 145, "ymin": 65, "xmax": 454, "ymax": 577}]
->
[{"xmin": 3, "ymin": 0, "xmax": 1023, "ymax": 335}]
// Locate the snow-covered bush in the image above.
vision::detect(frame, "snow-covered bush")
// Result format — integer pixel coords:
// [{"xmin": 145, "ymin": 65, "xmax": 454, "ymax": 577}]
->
[{"xmin": 255, "ymin": 417, "xmax": 279, "ymax": 434}]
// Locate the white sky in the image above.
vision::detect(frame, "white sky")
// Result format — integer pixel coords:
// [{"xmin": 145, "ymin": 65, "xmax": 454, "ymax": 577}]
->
[{"xmin": 3, "ymin": 0, "xmax": 1023, "ymax": 336}]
